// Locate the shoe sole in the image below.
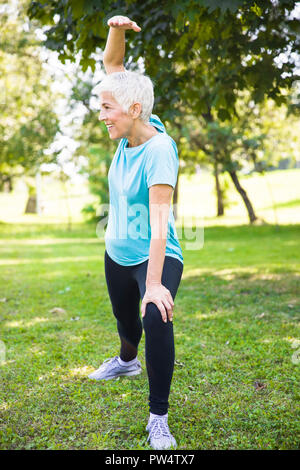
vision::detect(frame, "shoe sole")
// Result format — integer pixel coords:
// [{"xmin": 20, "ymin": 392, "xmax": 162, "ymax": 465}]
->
[
  {"xmin": 89, "ymin": 368, "xmax": 142, "ymax": 381},
  {"xmin": 149, "ymin": 441, "xmax": 177, "ymax": 450}
]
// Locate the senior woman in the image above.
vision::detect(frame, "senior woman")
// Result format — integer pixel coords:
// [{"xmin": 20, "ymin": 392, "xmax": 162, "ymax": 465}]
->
[{"xmin": 89, "ymin": 16, "xmax": 183, "ymax": 450}]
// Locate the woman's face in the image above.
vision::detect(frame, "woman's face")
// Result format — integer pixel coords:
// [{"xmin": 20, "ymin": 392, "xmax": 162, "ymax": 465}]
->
[{"xmin": 99, "ymin": 91, "xmax": 135, "ymax": 140}]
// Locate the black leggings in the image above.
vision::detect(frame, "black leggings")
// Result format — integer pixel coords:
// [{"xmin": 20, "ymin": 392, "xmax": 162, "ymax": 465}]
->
[{"xmin": 104, "ymin": 250, "xmax": 183, "ymax": 415}]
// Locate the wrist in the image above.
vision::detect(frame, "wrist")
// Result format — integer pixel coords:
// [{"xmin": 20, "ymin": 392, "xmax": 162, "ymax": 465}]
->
[
  {"xmin": 109, "ymin": 26, "xmax": 124, "ymax": 31},
  {"xmin": 146, "ymin": 280, "xmax": 161, "ymax": 289}
]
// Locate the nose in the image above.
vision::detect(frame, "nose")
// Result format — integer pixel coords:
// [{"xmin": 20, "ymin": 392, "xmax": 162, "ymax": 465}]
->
[{"xmin": 99, "ymin": 109, "xmax": 106, "ymax": 121}]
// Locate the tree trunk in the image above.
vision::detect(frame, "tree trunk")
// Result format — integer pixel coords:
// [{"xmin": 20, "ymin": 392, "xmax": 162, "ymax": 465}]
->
[
  {"xmin": 0, "ymin": 174, "xmax": 13, "ymax": 192},
  {"xmin": 228, "ymin": 170, "xmax": 258, "ymax": 223},
  {"xmin": 214, "ymin": 164, "xmax": 224, "ymax": 216},
  {"xmin": 25, "ymin": 196, "xmax": 37, "ymax": 213}
]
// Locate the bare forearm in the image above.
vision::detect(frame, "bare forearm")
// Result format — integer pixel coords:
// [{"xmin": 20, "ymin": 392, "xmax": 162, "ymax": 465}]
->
[
  {"xmin": 146, "ymin": 237, "xmax": 167, "ymax": 288},
  {"xmin": 142, "ymin": 185, "xmax": 175, "ymax": 322},
  {"xmin": 103, "ymin": 27, "xmax": 125, "ymax": 65},
  {"xmin": 146, "ymin": 188, "xmax": 172, "ymax": 287}
]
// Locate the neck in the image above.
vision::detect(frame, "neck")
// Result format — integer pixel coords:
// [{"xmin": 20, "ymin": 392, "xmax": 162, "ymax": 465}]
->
[{"xmin": 127, "ymin": 121, "xmax": 159, "ymax": 148}]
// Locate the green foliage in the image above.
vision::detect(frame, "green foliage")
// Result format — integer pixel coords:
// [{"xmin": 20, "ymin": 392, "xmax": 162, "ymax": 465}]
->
[
  {"xmin": 27, "ymin": 0, "xmax": 300, "ymax": 122},
  {"xmin": 177, "ymin": 89, "xmax": 299, "ymax": 179},
  {"xmin": 25, "ymin": 0, "xmax": 300, "ymax": 222},
  {"xmin": 0, "ymin": 0, "xmax": 61, "ymax": 184}
]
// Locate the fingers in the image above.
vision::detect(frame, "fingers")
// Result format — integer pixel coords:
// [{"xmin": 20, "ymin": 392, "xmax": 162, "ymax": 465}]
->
[
  {"xmin": 165, "ymin": 290, "xmax": 174, "ymax": 321},
  {"xmin": 141, "ymin": 287, "xmax": 175, "ymax": 323},
  {"xmin": 142, "ymin": 299, "xmax": 174, "ymax": 323},
  {"xmin": 167, "ymin": 291, "xmax": 174, "ymax": 309},
  {"xmin": 107, "ymin": 16, "xmax": 141, "ymax": 31},
  {"xmin": 164, "ymin": 299, "xmax": 173, "ymax": 323},
  {"xmin": 158, "ymin": 301, "xmax": 168, "ymax": 323},
  {"xmin": 141, "ymin": 299, "xmax": 146, "ymax": 319},
  {"xmin": 131, "ymin": 21, "xmax": 141, "ymax": 32}
]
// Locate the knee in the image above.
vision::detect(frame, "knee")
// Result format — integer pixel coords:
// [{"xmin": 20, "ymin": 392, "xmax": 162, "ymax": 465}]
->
[{"xmin": 143, "ymin": 302, "xmax": 170, "ymax": 332}]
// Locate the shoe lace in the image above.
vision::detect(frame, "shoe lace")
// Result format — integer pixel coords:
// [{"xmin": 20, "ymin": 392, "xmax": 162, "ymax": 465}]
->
[
  {"xmin": 147, "ymin": 417, "xmax": 170, "ymax": 441},
  {"xmin": 98, "ymin": 356, "xmax": 118, "ymax": 373}
]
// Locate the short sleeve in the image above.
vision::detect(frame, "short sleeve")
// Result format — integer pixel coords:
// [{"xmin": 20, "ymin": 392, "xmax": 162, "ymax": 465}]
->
[{"xmin": 145, "ymin": 140, "xmax": 179, "ymax": 189}]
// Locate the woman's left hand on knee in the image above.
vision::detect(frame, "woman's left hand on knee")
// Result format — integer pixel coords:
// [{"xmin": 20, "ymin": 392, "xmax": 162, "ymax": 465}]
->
[{"xmin": 141, "ymin": 284, "xmax": 174, "ymax": 323}]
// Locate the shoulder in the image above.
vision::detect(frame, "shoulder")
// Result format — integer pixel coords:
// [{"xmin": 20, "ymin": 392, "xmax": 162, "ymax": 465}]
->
[
  {"xmin": 146, "ymin": 133, "xmax": 178, "ymax": 159},
  {"xmin": 144, "ymin": 134, "xmax": 179, "ymax": 181},
  {"xmin": 144, "ymin": 134, "xmax": 179, "ymax": 189}
]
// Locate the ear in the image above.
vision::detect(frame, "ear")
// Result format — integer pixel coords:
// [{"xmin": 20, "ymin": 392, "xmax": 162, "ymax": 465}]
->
[{"xmin": 130, "ymin": 102, "xmax": 142, "ymax": 119}]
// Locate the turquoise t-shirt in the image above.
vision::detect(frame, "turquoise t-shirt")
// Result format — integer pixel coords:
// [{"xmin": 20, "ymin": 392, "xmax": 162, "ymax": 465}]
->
[{"xmin": 104, "ymin": 114, "xmax": 183, "ymax": 266}]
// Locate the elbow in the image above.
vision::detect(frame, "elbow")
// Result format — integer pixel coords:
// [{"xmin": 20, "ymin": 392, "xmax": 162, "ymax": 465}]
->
[{"xmin": 103, "ymin": 61, "xmax": 126, "ymax": 74}]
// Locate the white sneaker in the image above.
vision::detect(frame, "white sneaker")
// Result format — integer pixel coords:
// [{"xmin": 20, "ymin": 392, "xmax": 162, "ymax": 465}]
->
[
  {"xmin": 146, "ymin": 415, "xmax": 177, "ymax": 450},
  {"xmin": 88, "ymin": 356, "xmax": 142, "ymax": 381}
]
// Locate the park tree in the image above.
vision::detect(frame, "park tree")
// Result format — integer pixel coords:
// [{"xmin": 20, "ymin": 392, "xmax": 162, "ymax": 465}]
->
[
  {"xmin": 178, "ymin": 89, "xmax": 300, "ymax": 220},
  {"xmin": 27, "ymin": 0, "xmax": 300, "ymax": 222},
  {"xmin": 27, "ymin": 0, "xmax": 300, "ymax": 115},
  {"xmin": 0, "ymin": 0, "xmax": 60, "ymax": 211}
]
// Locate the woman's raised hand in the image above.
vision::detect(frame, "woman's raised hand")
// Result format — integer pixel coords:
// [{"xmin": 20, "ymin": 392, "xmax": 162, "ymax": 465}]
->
[{"xmin": 107, "ymin": 16, "xmax": 141, "ymax": 32}]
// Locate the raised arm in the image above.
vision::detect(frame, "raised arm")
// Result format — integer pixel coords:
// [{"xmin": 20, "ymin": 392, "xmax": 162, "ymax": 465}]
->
[{"xmin": 103, "ymin": 16, "xmax": 141, "ymax": 75}]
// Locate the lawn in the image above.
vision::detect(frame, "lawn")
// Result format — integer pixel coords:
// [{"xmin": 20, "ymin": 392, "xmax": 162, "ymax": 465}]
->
[{"xmin": 0, "ymin": 220, "xmax": 299, "ymax": 450}]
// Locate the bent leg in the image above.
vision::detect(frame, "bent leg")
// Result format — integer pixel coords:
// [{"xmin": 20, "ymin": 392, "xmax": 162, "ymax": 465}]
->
[
  {"xmin": 104, "ymin": 251, "xmax": 143, "ymax": 361},
  {"xmin": 134, "ymin": 256, "xmax": 183, "ymax": 414},
  {"xmin": 143, "ymin": 302, "xmax": 175, "ymax": 414}
]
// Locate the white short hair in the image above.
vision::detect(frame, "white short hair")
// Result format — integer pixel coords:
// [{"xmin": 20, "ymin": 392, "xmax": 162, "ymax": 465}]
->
[{"xmin": 94, "ymin": 70, "xmax": 155, "ymax": 123}]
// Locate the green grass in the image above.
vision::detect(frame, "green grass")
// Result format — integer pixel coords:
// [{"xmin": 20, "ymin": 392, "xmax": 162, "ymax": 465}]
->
[{"xmin": 0, "ymin": 222, "xmax": 299, "ymax": 450}]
